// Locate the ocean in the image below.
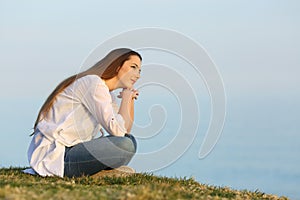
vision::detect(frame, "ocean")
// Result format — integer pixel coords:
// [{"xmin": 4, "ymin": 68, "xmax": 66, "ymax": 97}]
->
[{"xmin": 1, "ymin": 95, "xmax": 299, "ymax": 199}]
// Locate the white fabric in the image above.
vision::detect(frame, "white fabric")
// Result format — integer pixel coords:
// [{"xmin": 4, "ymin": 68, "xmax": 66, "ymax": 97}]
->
[{"xmin": 26, "ymin": 75, "xmax": 127, "ymax": 177}]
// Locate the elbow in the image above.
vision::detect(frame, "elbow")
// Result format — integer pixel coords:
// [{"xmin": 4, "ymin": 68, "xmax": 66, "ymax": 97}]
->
[{"xmin": 107, "ymin": 117, "xmax": 127, "ymax": 137}]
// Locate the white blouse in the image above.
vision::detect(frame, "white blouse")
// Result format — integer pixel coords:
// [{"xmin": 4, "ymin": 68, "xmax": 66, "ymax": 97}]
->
[{"xmin": 25, "ymin": 75, "xmax": 127, "ymax": 177}]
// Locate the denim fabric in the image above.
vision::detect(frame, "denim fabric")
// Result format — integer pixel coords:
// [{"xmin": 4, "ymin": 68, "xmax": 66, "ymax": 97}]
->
[{"xmin": 64, "ymin": 134, "xmax": 137, "ymax": 177}]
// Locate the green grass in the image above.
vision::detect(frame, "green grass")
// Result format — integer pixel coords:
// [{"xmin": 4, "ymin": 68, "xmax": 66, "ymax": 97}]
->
[{"xmin": 0, "ymin": 167, "xmax": 288, "ymax": 200}]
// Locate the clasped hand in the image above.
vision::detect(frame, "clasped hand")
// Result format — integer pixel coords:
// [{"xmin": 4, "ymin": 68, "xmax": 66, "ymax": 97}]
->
[{"xmin": 117, "ymin": 88, "xmax": 139, "ymax": 100}]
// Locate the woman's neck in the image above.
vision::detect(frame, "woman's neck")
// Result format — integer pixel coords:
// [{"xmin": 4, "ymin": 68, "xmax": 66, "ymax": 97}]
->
[{"xmin": 104, "ymin": 77, "xmax": 120, "ymax": 91}]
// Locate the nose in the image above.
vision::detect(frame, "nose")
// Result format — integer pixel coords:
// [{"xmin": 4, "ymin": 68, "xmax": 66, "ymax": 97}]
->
[{"xmin": 136, "ymin": 71, "xmax": 140, "ymax": 79}]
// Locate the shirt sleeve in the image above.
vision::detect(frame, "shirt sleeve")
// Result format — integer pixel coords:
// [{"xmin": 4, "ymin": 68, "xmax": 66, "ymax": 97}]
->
[
  {"xmin": 79, "ymin": 76, "xmax": 127, "ymax": 137},
  {"xmin": 110, "ymin": 91, "xmax": 120, "ymax": 115}
]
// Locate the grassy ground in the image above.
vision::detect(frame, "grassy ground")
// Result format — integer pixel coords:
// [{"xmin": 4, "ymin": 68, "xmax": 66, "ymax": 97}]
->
[{"xmin": 0, "ymin": 167, "xmax": 288, "ymax": 200}]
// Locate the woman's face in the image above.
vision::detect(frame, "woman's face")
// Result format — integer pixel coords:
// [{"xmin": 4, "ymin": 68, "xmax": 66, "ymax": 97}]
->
[{"xmin": 117, "ymin": 55, "xmax": 141, "ymax": 89}]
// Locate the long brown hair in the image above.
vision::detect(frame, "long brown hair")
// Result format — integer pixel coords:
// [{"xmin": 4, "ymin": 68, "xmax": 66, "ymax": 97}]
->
[{"xmin": 32, "ymin": 48, "xmax": 142, "ymax": 134}]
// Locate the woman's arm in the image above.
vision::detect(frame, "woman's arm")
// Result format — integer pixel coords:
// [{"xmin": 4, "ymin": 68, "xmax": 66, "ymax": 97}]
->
[
  {"xmin": 80, "ymin": 76, "xmax": 128, "ymax": 136},
  {"xmin": 118, "ymin": 88, "xmax": 138, "ymax": 133}
]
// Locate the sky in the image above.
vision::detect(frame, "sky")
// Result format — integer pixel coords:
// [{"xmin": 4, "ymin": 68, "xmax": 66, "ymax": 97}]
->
[{"xmin": 0, "ymin": 0, "xmax": 300, "ymax": 199}]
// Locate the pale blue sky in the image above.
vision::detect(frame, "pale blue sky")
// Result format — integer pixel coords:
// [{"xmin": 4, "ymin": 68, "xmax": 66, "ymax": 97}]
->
[
  {"xmin": 1, "ymin": 0, "xmax": 299, "ymax": 97},
  {"xmin": 1, "ymin": 0, "xmax": 300, "ymax": 198}
]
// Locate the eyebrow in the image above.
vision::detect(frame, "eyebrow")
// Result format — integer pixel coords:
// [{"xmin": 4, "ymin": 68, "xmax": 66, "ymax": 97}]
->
[{"xmin": 132, "ymin": 63, "xmax": 141, "ymax": 70}]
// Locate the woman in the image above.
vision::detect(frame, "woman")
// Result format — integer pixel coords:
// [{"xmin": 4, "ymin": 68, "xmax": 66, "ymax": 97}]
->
[{"xmin": 25, "ymin": 48, "xmax": 142, "ymax": 177}]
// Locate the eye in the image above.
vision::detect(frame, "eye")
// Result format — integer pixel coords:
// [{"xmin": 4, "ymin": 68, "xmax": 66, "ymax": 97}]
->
[{"xmin": 131, "ymin": 65, "xmax": 141, "ymax": 74}]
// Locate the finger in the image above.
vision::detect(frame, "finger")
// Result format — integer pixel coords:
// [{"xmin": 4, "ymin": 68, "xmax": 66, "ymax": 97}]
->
[
  {"xmin": 132, "ymin": 93, "xmax": 139, "ymax": 100},
  {"xmin": 117, "ymin": 91, "xmax": 122, "ymax": 98}
]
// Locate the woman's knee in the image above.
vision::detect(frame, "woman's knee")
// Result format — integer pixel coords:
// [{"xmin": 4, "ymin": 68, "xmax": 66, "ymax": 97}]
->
[
  {"xmin": 117, "ymin": 135, "xmax": 137, "ymax": 153},
  {"xmin": 125, "ymin": 134, "xmax": 137, "ymax": 151}
]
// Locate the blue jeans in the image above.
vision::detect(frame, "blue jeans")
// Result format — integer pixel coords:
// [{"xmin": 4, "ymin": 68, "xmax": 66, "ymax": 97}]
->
[{"xmin": 64, "ymin": 134, "xmax": 137, "ymax": 177}]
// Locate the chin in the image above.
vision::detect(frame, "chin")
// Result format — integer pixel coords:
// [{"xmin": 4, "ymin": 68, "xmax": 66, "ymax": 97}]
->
[
  {"xmin": 126, "ymin": 83, "xmax": 134, "ymax": 88},
  {"xmin": 122, "ymin": 84, "xmax": 132, "ymax": 89}
]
